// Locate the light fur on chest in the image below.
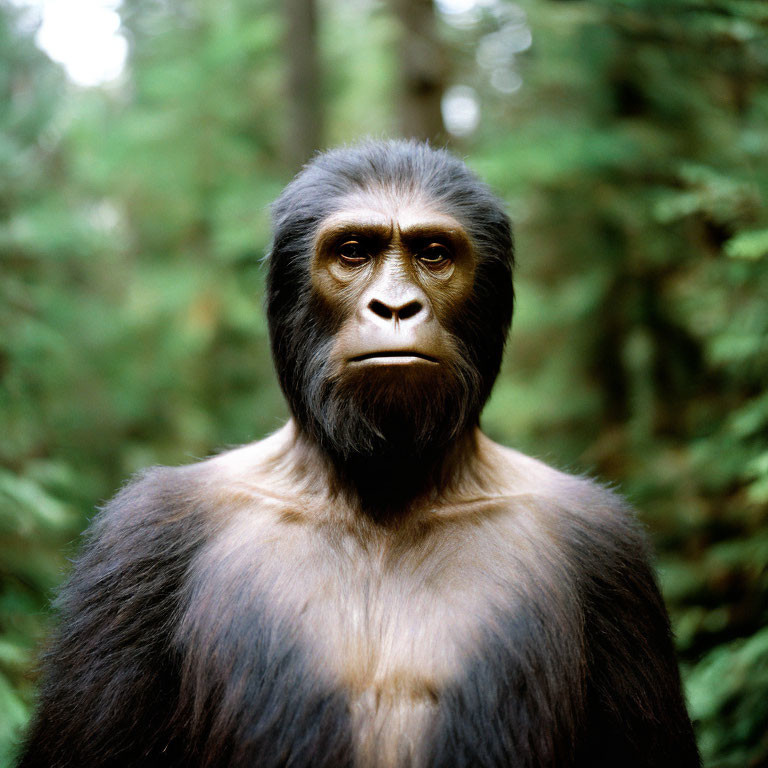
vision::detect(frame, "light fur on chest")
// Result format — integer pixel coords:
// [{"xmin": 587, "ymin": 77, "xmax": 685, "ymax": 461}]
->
[
  {"xmin": 194, "ymin": 500, "xmax": 514, "ymax": 768},
  {"xmin": 180, "ymin": 429, "xmax": 592, "ymax": 767}
]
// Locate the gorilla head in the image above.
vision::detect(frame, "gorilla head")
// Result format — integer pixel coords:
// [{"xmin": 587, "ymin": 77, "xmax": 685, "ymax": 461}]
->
[{"xmin": 267, "ymin": 141, "xmax": 514, "ymax": 473}]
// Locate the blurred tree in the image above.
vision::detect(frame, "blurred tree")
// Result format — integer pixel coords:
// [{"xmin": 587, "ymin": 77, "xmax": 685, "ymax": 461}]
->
[
  {"xmin": 283, "ymin": 0, "xmax": 323, "ymax": 168},
  {"xmin": 0, "ymin": 3, "xmax": 90, "ymax": 763},
  {"xmin": 2, "ymin": 0, "xmax": 290, "ymax": 759},
  {"xmin": 322, "ymin": 0, "xmax": 400, "ymax": 144},
  {"xmin": 1, "ymin": 0, "xmax": 767, "ymax": 765},
  {"xmin": 389, "ymin": 0, "xmax": 447, "ymax": 141},
  {"xmin": 469, "ymin": 2, "xmax": 768, "ymax": 765}
]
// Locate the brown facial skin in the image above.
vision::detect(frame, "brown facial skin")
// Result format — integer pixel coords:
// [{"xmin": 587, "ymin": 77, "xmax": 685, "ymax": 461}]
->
[{"xmin": 311, "ymin": 201, "xmax": 476, "ymax": 379}]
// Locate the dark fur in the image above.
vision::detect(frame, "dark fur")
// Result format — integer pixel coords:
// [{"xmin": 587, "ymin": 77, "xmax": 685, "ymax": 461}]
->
[
  {"xmin": 17, "ymin": 470, "xmax": 699, "ymax": 767},
  {"xmin": 17, "ymin": 467, "xmax": 354, "ymax": 768},
  {"xmin": 430, "ymin": 495, "xmax": 699, "ymax": 768},
  {"xmin": 17, "ymin": 141, "xmax": 699, "ymax": 768}
]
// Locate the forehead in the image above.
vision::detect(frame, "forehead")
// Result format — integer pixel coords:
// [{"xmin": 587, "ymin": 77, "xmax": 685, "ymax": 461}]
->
[{"xmin": 320, "ymin": 185, "xmax": 464, "ymax": 234}]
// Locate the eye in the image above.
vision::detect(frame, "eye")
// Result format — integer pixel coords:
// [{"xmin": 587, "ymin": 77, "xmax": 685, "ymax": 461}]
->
[
  {"xmin": 337, "ymin": 240, "xmax": 367, "ymax": 265},
  {"xmin": 418, "ymin": 243, "xmax": 452, "ymax": 268}
]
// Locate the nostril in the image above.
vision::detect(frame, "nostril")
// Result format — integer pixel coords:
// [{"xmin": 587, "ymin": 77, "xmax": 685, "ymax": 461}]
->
[
  {"xmin": 397, "ymin": 301, "xmax": 423, "ymax": 321},
  {"xmin": 367, "ymin": 298, "xmax": 424, "ymax": 321},
  {"xmin": 368, "ymin": 299, "xmax": 393, "ymax": 320}
]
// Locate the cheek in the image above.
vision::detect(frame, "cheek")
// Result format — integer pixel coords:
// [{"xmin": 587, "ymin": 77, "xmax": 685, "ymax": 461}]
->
[
  {"xmin": 416, "ymin": 255, "xmax": 475, "ymax": 328},
  {"xmin": 306, "ymin": 280, "xmax": 361, "ymax": 340},
  {"xmin": 425, "ymin": 280, "xmax": 475, "ymax": 333},
  {"xmin": 303, "ymin": 277, "xmax": 368, "ymax": 376},
  {"xmin": 311, "ymin": 264, "xmax": 368, "ymax": 325},
  {"xmin": 327, "ymin": 312, "xmax": 362, "ymax": 371}
]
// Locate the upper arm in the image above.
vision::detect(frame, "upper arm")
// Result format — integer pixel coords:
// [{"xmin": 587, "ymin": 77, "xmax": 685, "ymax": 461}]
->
[
  {"xmin": 17, "ymin": 467, "xmax": 205, "ymax": 767},
  {"xmin": 567, "ymin": 489, "xmax": 699, "ymax": 767}
]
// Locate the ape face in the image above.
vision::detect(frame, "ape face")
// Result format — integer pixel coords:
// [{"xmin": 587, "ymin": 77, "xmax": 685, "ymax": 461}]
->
[
  {"xmin": 267, "ymin": 141, "xmax": 514, "ymax": 463},
  {"xmin": 308, "ymin": 193, "xmax": 481, "ymax": 454}
]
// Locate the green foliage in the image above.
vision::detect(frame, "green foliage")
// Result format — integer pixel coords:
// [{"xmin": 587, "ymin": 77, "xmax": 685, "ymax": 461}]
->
[
  {"xmin": 687, "ymin": 628, "xmax": 768, "ymax": 767},
  {"xmin": 0, "ymin": 0, "xmax": 288, "ymax": 759},
  {"xmin": 0, "ymin": 6, "xmax": 86, "ymax": 764},
  {"xmin": 0, "ymin": 0, "xmax": 767, "ymax": 765},
  {"xmin": 472, "ymin": 1, "xmax": 768, "ymax": 764}
]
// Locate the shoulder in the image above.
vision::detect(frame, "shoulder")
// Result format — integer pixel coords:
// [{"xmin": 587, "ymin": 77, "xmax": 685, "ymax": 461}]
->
[
  {"xmin": 477, "ymin": 436, "xmax": 667, "ymax": 623},
  {"xmin": 97, "ymin": 423, "xmax": 296, "ymax": 533},
  {"xmin": 476, "ymin": 433, "xmax": 649, "ymax": 560},
  {"xmin": 478, "ymin": 433, "xmax": 629, "ymax": 513},
  {"xmin": 93, "ymin": 462, "xmax": 201, "ymax": 542}
]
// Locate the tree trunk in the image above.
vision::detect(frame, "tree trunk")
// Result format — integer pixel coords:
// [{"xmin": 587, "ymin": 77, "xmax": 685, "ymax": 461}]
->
[
  {"xmin": 389, "ymin": 0, "xmax": 447, "ymax": 143},
  {"xmin": 283, "ymin": 0, "xmax": 322, "ymax": 170}
]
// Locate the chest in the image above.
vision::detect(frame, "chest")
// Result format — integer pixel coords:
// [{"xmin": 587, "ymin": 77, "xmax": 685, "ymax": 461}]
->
[
  {"xmin": 180, "ymin": 502, "xmax": 575, "ymax": 767},
  {"xmin": 289, "ymin": 535, "xmax": 487, "ymax": 767}
]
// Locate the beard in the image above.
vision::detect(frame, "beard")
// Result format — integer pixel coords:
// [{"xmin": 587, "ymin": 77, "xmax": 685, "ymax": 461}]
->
[{"xmin": 295, "ymin": 335, "xmax": 483, "ymax": 463}]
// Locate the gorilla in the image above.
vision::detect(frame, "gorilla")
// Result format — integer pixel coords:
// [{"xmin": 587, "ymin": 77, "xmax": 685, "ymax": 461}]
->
[{"xmin": 18, "ymin": 140, "xmax": 699, "ymax": 768}]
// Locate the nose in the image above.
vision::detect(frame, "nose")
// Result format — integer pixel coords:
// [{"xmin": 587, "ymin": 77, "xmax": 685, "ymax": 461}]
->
[{"xmin": 367, "ymin": 297, "xmax": 424, "ymax": 322}]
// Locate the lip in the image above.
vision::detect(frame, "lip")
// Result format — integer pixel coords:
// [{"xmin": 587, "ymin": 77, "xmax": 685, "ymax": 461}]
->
[{"xmin": 348, "ymin": 351, "xmax": 439, "ymax": 365}]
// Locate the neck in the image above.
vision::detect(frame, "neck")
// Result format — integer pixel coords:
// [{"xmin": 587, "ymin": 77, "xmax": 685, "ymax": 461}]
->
[{"xmin": 290, "ymin": 420, "xmax": 481, "ymax": 519}]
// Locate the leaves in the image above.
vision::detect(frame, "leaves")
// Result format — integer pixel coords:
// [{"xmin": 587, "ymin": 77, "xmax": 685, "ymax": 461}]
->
[
  {"xmin": 726, "ymin": 229, "xmax": 768, "ymax": 260},
  {"xmin": 1, "ymin": 0, "xmax": 767, "ymax": 765}
]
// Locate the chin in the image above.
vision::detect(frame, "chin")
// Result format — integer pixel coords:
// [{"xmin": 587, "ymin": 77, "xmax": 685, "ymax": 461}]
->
[{"xmin": 301, "ymin": 355, "xmax": 481, "ymax": 461}]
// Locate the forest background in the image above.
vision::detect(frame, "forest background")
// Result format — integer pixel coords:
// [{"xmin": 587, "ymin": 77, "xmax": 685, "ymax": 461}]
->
[{"xmin": 1, "ymin": 0, "xmax": 767, "ymax": 765}]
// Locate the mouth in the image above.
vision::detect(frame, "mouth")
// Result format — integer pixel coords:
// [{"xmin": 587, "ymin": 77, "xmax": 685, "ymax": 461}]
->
[{"xmin": 349, "ymin": 350, "xmax": 439, "ymax": 365}]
